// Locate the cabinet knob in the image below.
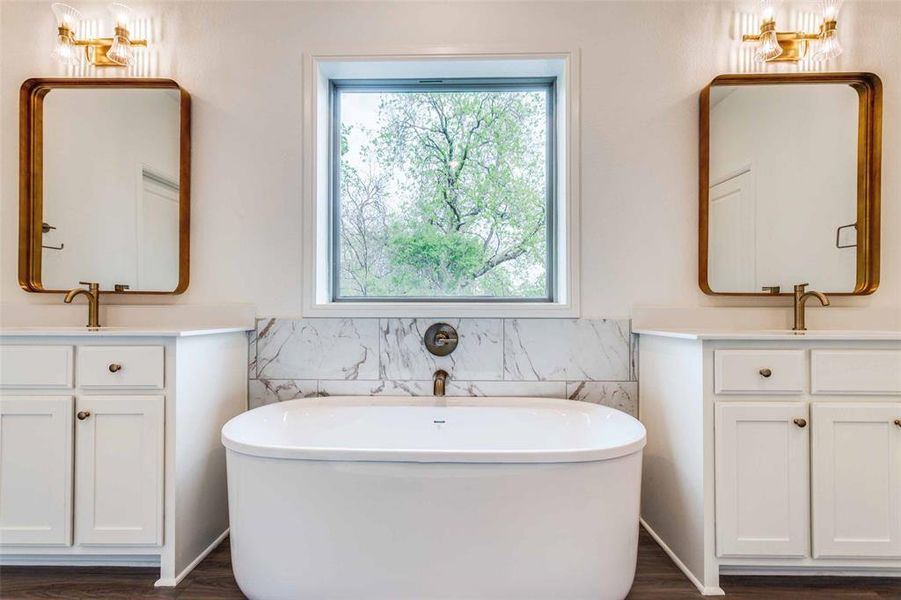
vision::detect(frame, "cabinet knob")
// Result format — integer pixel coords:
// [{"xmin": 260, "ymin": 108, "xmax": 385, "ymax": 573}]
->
[
  {"xmin": 77, "ymin": 411, "xmax": 91, "ymax": 421},
  {"xmin": 759, "ymin": 368, "xmax": 772, "ymax": 378},
  {"xmin": 894, "ymin": 419, "xmax": 901, "ymax": 428},
  {"xmin": 108, "ymin": 363, "xmax": 122, "ymax": 373},
  {"xmin": 793, "ymin": 418, "xmax": 807, "ymax": 428}
]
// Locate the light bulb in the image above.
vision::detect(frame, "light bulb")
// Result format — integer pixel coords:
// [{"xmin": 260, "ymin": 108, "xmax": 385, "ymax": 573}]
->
[
  {"xmin": 822, "ymin": 0, "xmax": 843, "ymax": 22},
  {"xmin": 108, "ymin": 2, "xmax": 133, "ymax": 28},
  {"xmin": 51, "ymin": 3, "xmax": 82, "ymax": 28},
  {"xmin": 813, "ymin": 27, "xmax": 843, "ymax": 61},
  {"xmin": 755, "ymin": 28, "xmax": 783, "ymax": 62},
  {"xmin": 758, "ymin": 0, "xmax": 779, "ymax": 24},
  {"xmin": 107, "ymin": 34, "xmax": 133, "ymax": 65}
]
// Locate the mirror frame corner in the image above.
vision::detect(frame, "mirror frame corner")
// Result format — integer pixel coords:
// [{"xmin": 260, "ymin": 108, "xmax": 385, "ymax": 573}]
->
[
  {"xmin": 18, "ymin": 77, "xmax": 191, "ymax": 295},
  {"xmin": 698, "ymin": 72, "xmax": 882, "ymax": 297}
]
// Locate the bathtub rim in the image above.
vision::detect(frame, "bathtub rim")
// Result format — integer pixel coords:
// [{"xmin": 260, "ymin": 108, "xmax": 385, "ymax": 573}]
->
[{"xmin": 222, "ymin": 396, "xmax": 647, "ymax": 464}]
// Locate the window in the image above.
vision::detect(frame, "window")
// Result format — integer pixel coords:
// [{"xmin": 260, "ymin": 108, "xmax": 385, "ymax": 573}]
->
[{"xmin": 330, "ymin": 78, "xmax": 556, "ymax": 302}]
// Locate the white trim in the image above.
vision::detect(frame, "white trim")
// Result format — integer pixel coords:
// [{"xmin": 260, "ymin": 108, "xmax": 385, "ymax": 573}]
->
[
  {"xmin": 153, "ymin": 527, "xmax": 229, "ymax": 588},
  {"xmin": 301, "ymin": 45, "xmax": 581, "ymax": 318},
  {"xmin": 719, "ymin": 565, "xmax": 901, "ymax": 577},
  {"xmin": 0, "ymin": 555, "xmax": 159, "ymax": 567},
  {"xmin": 640, "ymin": 518, "xmax": 726, "ymax": 596}
]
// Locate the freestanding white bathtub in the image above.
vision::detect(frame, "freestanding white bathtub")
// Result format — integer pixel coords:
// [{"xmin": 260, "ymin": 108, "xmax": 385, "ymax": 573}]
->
[{"xmin": 222, "ymin": 396, "xmax": 647, "ymax": 600}]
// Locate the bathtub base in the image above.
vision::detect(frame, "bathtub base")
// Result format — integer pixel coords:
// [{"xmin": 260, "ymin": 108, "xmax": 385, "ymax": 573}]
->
[{"xmin": 227, "ymin": 450, "xmax": 643, "ymax": 600}]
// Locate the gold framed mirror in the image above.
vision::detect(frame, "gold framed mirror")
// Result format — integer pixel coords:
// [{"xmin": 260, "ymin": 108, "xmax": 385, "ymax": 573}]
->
[
  {"xmin": 699, "ymin": 73, "xmax": 881, "ymax": 296},
  {"xmin": 19, "ymin": 78, "xmax": 191, "ymax": 294}
]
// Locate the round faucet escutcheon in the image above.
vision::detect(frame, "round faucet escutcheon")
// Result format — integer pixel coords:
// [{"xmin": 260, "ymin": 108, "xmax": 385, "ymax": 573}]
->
[{"xmin": 424, "ymin": 323, "xmax": 459, "ymax": 356}]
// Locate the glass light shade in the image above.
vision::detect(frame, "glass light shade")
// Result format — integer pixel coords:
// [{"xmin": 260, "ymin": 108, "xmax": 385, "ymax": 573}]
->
[
  {"xmin": 822, "ymin": 0, "xmax": 843, "ymax": 22},
  {"xmin": 108, "ymin": 2, "xmax": 133, "ymax": 28},
  {"xmin": 51, "ymin": 32, "xmax": 83, "ymax": 65},
  {"xmin": 813, "ymin": 28, "xmax": 843, "ymax": 61},
  {"xmin": 51, "ymin": 3, "xmax": 82, "ymax": 28},
  {"xmin": 758, "ymin": 0, "xmax": 779, "ymax": 24},
  {"xmin": 755, "ymin": 29, "xmax": 784, "ymax": 62},
  {"xmin": 107, "ymin": 34, "xmax": 133, "ymax": 65}
]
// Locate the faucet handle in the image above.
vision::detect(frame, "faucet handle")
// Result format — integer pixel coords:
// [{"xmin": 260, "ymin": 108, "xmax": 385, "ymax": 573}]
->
[
  {"xmin": 78, "ymin": 281, "xmax": 99, "ymax": 290},
  {"xmin": 793, "ymin": 283, "xmax": 809, "ymax": 293}
]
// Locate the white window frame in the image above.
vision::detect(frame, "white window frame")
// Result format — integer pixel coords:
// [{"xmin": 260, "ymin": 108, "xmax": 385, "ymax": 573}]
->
[{"xmin": 302, "ymin": 47, "xmax": 581, "ymax": 317}]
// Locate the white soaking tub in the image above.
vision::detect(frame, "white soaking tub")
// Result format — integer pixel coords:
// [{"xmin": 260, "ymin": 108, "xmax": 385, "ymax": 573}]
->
[{"xmin": 221, "ymin": 396, "xmax": 647, "ymax": 600}]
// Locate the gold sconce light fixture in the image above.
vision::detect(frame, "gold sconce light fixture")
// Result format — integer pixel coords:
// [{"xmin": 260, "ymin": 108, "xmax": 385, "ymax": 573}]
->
[
  {"xmin": 743, "ymin": 0, "xmax": 843, "ymax": 63},
  {"xmin": 51, "ymin": 2, "xmax": 146, "ymax": 67}
]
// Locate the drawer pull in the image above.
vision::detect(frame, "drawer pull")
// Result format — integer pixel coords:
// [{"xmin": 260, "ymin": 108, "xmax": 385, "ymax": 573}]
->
[
  {"xmin": 108, "ymin": 363, "xmax": 123, "ymax": 373},
  {"xmin": 895, "ymin": 419, "xmax": 901, "ymax": 428},
  {"xmin": 793, "ymin": 418, "xmax": 807, "ymax": 428},
  {"xmin": 76, "ymin": 411, "xmax": 91, "ymax": 420},
  {"xmin": 759, "ymin": 368, "xmax": 772, "ymax": 378}
]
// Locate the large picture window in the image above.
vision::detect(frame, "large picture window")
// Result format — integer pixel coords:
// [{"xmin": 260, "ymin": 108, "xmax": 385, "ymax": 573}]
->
[{"xmin": 330, "ymin": 78, "xmax": 556, "ymax": 302}]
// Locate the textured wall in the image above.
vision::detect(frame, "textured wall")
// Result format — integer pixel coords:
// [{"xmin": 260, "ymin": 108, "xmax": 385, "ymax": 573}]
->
[
  {"xmin": 2, "ymin": 1, "xmax": 899, "ymax": 319},
  {"xmin": 248, "ymin": 318, "xmax": 639, "ymax": 415}
]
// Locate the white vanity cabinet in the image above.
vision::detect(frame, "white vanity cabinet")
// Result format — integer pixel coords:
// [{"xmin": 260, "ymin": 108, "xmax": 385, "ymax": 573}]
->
[
  {"xmin": 0, "ymin": 328, "xmax": 249, "ymax": 587},
  {"xmin": 637, "ymin": 330, "xmax": 901, "ymax": 595}
]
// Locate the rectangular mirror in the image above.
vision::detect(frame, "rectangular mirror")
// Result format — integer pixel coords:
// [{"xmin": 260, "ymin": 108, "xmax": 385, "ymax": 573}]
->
[
  {"xmin": 19, "ymin": 78, "xmax": 190, "ymax": 294},
  {"xmin": 699, "ymin": 73, "xmax": 881, "ymax": 296}
]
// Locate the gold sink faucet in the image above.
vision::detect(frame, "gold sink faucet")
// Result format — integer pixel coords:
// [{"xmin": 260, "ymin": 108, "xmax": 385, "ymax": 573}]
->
[
  {"xmin": 64, "ymin": 281, "xmax": 101, "ymax": 328},
  {"xmin": 793, "ymin": 283, "xmax": 829, "ymax": 331}
]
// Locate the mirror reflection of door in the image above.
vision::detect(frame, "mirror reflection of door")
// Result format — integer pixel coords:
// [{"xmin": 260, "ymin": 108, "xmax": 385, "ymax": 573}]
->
[
  {"xmin": 707, "ymin": 83, "xmax": 859, "ymax": 294},
  {"xmin": 709, "ymin": 169, "xmax": 755, "ymax": 293},
  {"xmin": 138, "ymin": 169, "xmax": 180, "ymax": 290}
]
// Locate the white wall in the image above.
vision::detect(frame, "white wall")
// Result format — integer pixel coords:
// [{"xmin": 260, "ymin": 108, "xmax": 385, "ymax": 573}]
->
[{"xmin": 1, "ymin": 1, "xmax": 899, "ymax": 319}]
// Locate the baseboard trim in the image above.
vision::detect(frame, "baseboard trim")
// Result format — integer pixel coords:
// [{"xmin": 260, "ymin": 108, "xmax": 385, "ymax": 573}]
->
[
  {"xmin": 720, "ymin": 565, "xmax": 901, "ymax": 578},
  {"xmin": 0, "ymin": 555, "xmax": 159, "ymax": 568},
  {"xmin": 640, "ymin": 518, "xmax": 725, "ymax": 596},
  {"xmin": 154, "ymin": 528, "xmax": 229, "ymax": 588}
]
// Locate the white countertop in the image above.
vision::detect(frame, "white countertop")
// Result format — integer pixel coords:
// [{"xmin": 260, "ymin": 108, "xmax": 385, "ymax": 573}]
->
[
  {"xmin": 0, "ymin": 326, "xmax": 252, "ymax": 338},
  {"xmin": 634, "ymin": 328, "xmax": 901, "ymax": 341}
]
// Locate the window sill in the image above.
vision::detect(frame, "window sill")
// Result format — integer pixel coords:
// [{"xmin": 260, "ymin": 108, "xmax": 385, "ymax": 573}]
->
[{"xmin": 301, "ymin": 301, "xmax": 579, "ymax": 319}]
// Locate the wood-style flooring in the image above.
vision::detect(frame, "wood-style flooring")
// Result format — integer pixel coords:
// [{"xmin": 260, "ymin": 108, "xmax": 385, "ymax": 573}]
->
[{"xmin": 1, "ymin": 528, "xmax": 898, "ymax": 599}]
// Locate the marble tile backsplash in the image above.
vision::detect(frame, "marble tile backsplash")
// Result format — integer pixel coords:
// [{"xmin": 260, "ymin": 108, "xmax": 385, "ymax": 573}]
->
[{"xmin": 249, "ymin": 318, "xmax": 639, "ymax": 416}]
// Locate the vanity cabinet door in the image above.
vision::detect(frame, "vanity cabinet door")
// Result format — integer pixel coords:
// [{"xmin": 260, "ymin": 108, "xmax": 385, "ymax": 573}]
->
[
  {"xmin": 74, "ymin": 395, "xmax": 164, "ymax": 546},
  {"xmin": 715, "ymin": 402, "xmax": 810, "ymax": 557},
  {"xmin": 812, "ymin": 402, "xmax": 901, "ymax": 558},
  {"xmin": 0, "ymin": 396, "xmax": 73, "ymax": 546}
]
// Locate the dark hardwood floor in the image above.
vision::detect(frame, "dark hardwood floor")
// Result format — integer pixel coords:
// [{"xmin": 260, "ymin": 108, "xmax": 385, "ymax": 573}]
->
[{"xmin": 1, "ymin": 528, "xmax": 898, "ymax": 599}]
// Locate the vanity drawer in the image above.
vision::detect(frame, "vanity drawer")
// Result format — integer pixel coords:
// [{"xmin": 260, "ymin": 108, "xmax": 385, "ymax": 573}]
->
[
  {"xmin": 715, "ymin": 350, "xmax": 806, "ymax": 394},
  {"xmin": 0, "ymin": 346, "xmax": 74, "ymax": 388},
  {"xmin": 811, "ymin": 350, "xmax": 901, "ymax": 395},
  {"xmin": 77, "ymin": 346, "xmax": 164, "ymax": 389}
]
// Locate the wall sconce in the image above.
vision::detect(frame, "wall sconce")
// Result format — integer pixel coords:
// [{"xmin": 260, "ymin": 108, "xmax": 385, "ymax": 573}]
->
[
  {"xmin": 51, "ymin": 2, "xmax": 147, "ymax": 67},
  {"xmin": 743, "ymin": 0, "xmax": 843, "ymax": 62}
]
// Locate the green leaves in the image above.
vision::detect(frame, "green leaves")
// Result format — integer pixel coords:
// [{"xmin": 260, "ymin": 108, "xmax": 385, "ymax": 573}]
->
[{"xmin": 337, "ymin": 86, "xmax": 550, "ymax": 299}]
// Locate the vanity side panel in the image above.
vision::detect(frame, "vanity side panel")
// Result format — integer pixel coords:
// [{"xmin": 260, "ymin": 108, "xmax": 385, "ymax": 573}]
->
[
  {"xmin": 639, "ymin": 335, "xmax": 713, "ymax": 591},
  {"xmin": 170, "ymin": 332, "xmax": 247, "ymax": 582}
]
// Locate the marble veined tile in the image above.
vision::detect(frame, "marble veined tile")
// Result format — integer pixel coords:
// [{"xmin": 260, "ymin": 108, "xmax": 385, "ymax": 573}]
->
[
  {"xmin": 630, "ymin": 331, "xmax": 639, "ymax": 382},
  {"xmin": 247, "ymin": 325, "xmax": 258, "ymax": 378},
  {"xmin": 504, "ymin": 319, "xmax": 631, "ymax": 381},
  {"xmin": 447, "ymin": 380, "xmax": 566, "ymax": 398},
  {"xmin": 248, "ymin": 379, "xmax": 317, "ymax": 409},
  {"xmin": 318, "ymin": 379, "xmax": 565, "ymax": 399},
  {"xmin": 256, "ymin": 318, "xmax": 379, "ymax": 380},
  {"xmin": 318, "ymin": 379, "xmax": 433, "ymax": 397},
  {"xmin": 379, "ymin": 319, "xmax": 504, "ymax": 381},
  {"xmin": 566, "ymin": 381, "xmax": 638, "ymax": 417}
]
